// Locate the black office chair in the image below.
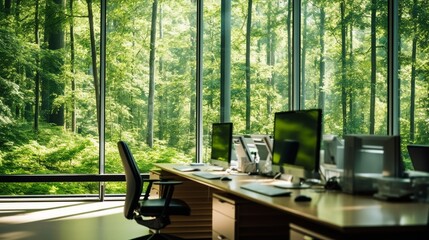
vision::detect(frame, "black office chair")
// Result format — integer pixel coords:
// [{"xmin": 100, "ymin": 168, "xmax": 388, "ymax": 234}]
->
[{"xmin": 118, "ymin": 141, "xmax": 191, "ymax": 240}]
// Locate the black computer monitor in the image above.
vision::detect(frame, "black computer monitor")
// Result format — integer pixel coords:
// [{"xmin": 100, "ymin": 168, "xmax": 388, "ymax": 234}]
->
[
  {"xmin": 407, "ymin": 144, "xmax": 429, "ymax": 172},
  {"xmin": 210, "ymin": 122, "xmax": 233, "ymax": 169},
  {"xmin": 272, "ymin": 109, "xmax": 322, "ymax": 180}
]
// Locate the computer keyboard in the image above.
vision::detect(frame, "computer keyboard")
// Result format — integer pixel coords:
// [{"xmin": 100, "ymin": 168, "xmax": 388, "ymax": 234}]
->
[
  {"xmin": 192, "ymin": 172, "xmax": 223, "ymax": 180},
  {"xmin": 240, "ymin": 183, "xmax": 292, "ymax": 197},
  {"xmin": 173, "ymin": 166, "xmax": 200, "ymax": 172}
]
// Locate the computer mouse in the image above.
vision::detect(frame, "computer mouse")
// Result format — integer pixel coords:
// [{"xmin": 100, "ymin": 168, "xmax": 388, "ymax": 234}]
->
[
  {"xmin": 294, "ymin": 195, "xmax": 312, "ymax": 202},
  {"xmin": 220, "ymin": 176, "xmax": 232, "ymax": 181}
]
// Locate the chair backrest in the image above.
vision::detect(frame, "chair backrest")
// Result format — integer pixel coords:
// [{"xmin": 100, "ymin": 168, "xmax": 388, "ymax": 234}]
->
[{"xmin": 118, "ymin": 141, "xmax": 143, "ymax": 219}]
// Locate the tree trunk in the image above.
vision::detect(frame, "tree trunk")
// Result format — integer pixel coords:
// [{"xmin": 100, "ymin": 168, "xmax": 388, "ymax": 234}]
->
[
  {"xmin": 34, "ymin": 0, "xmax": 40, "ymax": 132},
  {"xmin": 87, "ymin": 0, "xmax": 100, "ymax": 134},
  {"xmin": 266, "ymin": 1, "xmax": 274, "ymax": 114},
  {"xmin": 245, "ymin": 0, "xmax": 252, "ymax": 133},
  {"xmin": 348, "ymin": 23, "xmax": 354, "ymax": 132},
  {"xmin": 318, "ymin": 6, "xmax": 325, "ymax": 112},
  {"xmin": 147, "ymin": 0, "xmax": 158, "ymax": 148},
  {"xmin": 42, "ymin": 0, "xmax": 65, "ymax": 126},
  {"xmin": 70, "ymin": 0, "xmax": 76, "ymax": 133},
  {"xmin": 370, "ymin": 0, "xmax": 377, "ymax": 134},
  {"xmin": 340, "ymin": 1, "xmax": 347, "ymax": 135},
  {"xmin": 157, "ymin": 2, "xmax": 163, "ymax": 141},
  {"xmin": 410, "ymin": 0, "xmax": 418, "ymax": 142},
  {"xmin": 4, "ymin": 0, "xmax": 11, "ymax": 14},
  {"xmin": 188, "ymin": 2, "xmax": 196, "ymax": 143}
]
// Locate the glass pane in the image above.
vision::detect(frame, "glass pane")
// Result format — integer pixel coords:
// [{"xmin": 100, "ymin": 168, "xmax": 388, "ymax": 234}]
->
[
  {"xmin": 303, "ymin": 0, "xmax": 388, "ymax": 137},
  {"xmin": 399, "ymin": 0, "xmax": 429, "ymax": 169},
  {"xmin": 203, "ymin": 0, "xmax": 222, "ymax": 161},
  {"xmin": 203, "ymin": 0, "xmax": 292, "ymax": 162},
  {"xmin": 104, "ymin": 0, "xmax": 197, "ymax": 186},
  {"xmin": 0, "ymin": 0, "xmax": 100, "ymax": 195},
  {"xmin": 232, "ymin": 0, "xmax": 292, "ymax": 134}
]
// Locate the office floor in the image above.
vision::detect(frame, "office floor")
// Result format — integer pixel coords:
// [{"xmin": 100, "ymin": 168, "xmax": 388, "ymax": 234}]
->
[{"xmin": 0, "ymin": 201, "xmax": 149, "ymax": 240}]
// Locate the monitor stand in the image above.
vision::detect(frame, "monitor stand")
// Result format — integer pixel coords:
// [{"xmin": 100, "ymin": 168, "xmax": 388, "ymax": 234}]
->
[{"xmin": 270, "ymin": 171, "xmax": 311, "ymax": 189}]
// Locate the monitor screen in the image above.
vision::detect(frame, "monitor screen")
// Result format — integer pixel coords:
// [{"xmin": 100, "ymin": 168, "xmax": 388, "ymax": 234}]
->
[
  {"xmin": 272, "ymin": 109, "xmax": 322, "ymax": 177},
  {"xmin": 210, "ymin": 122, "xmax": 233, "ymax": 169},
  {"xmin": 249, "ymin": 135, "xmax": 272, "ymax": 162}
]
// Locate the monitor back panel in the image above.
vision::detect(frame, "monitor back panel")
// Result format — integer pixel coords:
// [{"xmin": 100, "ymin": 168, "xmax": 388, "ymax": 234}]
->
[{"xmin": 408, "ymin": 144, "xmax": 429, "ymax": 172}]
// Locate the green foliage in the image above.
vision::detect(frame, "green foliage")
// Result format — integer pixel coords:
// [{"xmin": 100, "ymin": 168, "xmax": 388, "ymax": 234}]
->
[
  {"xmin": 0, "ymin": 121, "xmax": 192, "ymax": 195},
  {"xmin": 1, "ymin": 0, "xmax": 429, "ymax": 196}
]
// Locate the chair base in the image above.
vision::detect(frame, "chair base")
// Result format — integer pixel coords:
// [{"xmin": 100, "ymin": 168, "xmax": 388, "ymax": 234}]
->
[{"xmin": 132, "ymin": 233, "xmax": 185, "ymax": 240}]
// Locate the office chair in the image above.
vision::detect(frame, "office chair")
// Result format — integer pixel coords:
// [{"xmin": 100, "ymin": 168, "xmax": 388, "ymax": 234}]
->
[{"xmin": 118, "ymin": 141, "xmax": 191, "ymax": 240}]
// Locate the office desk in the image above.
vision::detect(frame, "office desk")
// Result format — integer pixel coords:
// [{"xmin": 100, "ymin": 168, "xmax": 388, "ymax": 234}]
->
[{"xmin": 153, "ymin": 163, "xmax": 429, "ymax": 240}]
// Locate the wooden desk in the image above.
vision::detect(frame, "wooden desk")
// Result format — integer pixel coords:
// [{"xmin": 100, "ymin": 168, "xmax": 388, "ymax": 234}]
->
[{"xmin": 154, "ymin": 163, "xmax": 429, "ymax": 240}]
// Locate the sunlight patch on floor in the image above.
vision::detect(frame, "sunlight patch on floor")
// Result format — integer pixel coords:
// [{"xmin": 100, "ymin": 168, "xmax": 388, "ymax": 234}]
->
[{"xmin": 0, "ymin": 201, "xmax": 124, "ymax": 224}]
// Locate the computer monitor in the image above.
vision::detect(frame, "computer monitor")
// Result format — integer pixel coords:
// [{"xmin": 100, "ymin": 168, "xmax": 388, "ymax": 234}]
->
[
  {"xmin": 240, "ymin": 135, "xmax": 258, "ymax": 162},
  {"xmin": 342, "ymin": 134, "xmax": 404, "ymax": 194},
  {"xmin": 241, "ymin": 134, "xmax": 271, "ymax": 174},
  {"xmin": 407, "ymin": 144, "xmax": 429, "ymax": 172},
  {"xmin": 272, "ymin": 109, "xmax": 322, "ymax": 181},
  {"xmin": 210, "ymin": 122, "xmax": 233, "ymax": 169},
  {"xmin": 322, "ymin": 134, "xmax": 344, "ymax": 165},
  {"xmin": 249, "ymin": 135, "xmax": 272, "ymax": 162}
]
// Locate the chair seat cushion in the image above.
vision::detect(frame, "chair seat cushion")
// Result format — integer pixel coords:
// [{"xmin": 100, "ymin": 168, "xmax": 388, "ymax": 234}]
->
[{"xmin": 140, "ymin": 198, "xmax": 191, "ymax": 216}]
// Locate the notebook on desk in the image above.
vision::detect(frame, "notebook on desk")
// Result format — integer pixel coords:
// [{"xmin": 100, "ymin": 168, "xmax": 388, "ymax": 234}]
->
[{"xmin": 241, "ymin": 183, "xmax": 292, "ymax": 197}]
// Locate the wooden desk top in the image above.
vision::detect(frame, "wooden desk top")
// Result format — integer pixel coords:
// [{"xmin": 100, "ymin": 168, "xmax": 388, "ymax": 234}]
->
[{"xmin": 155, "ymin": 163, "xmax": 429, "ymax": 231}]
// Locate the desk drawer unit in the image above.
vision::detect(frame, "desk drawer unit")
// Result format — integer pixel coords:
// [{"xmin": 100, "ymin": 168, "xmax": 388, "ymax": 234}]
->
[
  {"xmin": 157, "ymin": 169, "xmax": 219, "ymax": 239},
  {"xmin": 212, "ymin": 194, "xmax": 236, "ymax": 240},
  {"xmin": 290, "ymin": 224, "xmax": 333, "ymax": 240},
  {"xmin": 212, "ymin": 193, "xmax": 290, "ymax": 240}
]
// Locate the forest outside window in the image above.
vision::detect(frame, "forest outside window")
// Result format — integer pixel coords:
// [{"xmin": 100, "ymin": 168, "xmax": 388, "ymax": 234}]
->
[
  {"xmin": 0, "ymin": 0, "xmax": 102, "ymax": 195},
  {"xmin": 301, "ymin": 1, "xmax": 390, "ymax": 136},
  {"xmin": 0, "ymin": 0, "xmax": 428, "ymax": 197},
  {"xmin": 202, "ymin": 0, "xmax": 293, "ymax": 150},
  {"xmin": 104, "ymin": 0, "xmax": 198, "ymax": 194}
]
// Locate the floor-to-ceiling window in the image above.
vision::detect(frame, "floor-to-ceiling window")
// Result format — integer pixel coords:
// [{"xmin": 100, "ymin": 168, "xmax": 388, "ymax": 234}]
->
[
  {"xmin": 302, "ymin": 1, "xmax": 389, "ymax": 135},
  {"xmin": 104, "ymin": 0, "xmax": 197, "ymax": 194},
  {"xmin": 398, "ymin": 0, "xmax": 429, "ymax": 167},
  {"xmin": 1, "ymin": 0, "xmax": 428, "ymax": 197},
  {"xmin": 202, "ymin": 0, "xmax": 293, "ymax": 162},
  {"xmin": 0, "ymin": 0, "xmax": 198, "ymax": 197},
  {"xmin": 0, "ymin": 0, "xmax": 102, "ymax": 195}
]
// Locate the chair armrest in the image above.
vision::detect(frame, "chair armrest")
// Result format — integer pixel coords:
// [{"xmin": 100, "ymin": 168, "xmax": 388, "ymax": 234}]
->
[
  {"xmin": 142, "ymin": 180, "xmax": 183, "ymax": 200},
  {"xmin": 156, "ymin": 181, "xmax": 183, "ymax": 199},
  {"xmin": 142, "ymin": 179, "xmax": 162, "ymax": 200},
  {"xmin": 142, "ymin": 179, "xmax": 162, "ymax": 183}
]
